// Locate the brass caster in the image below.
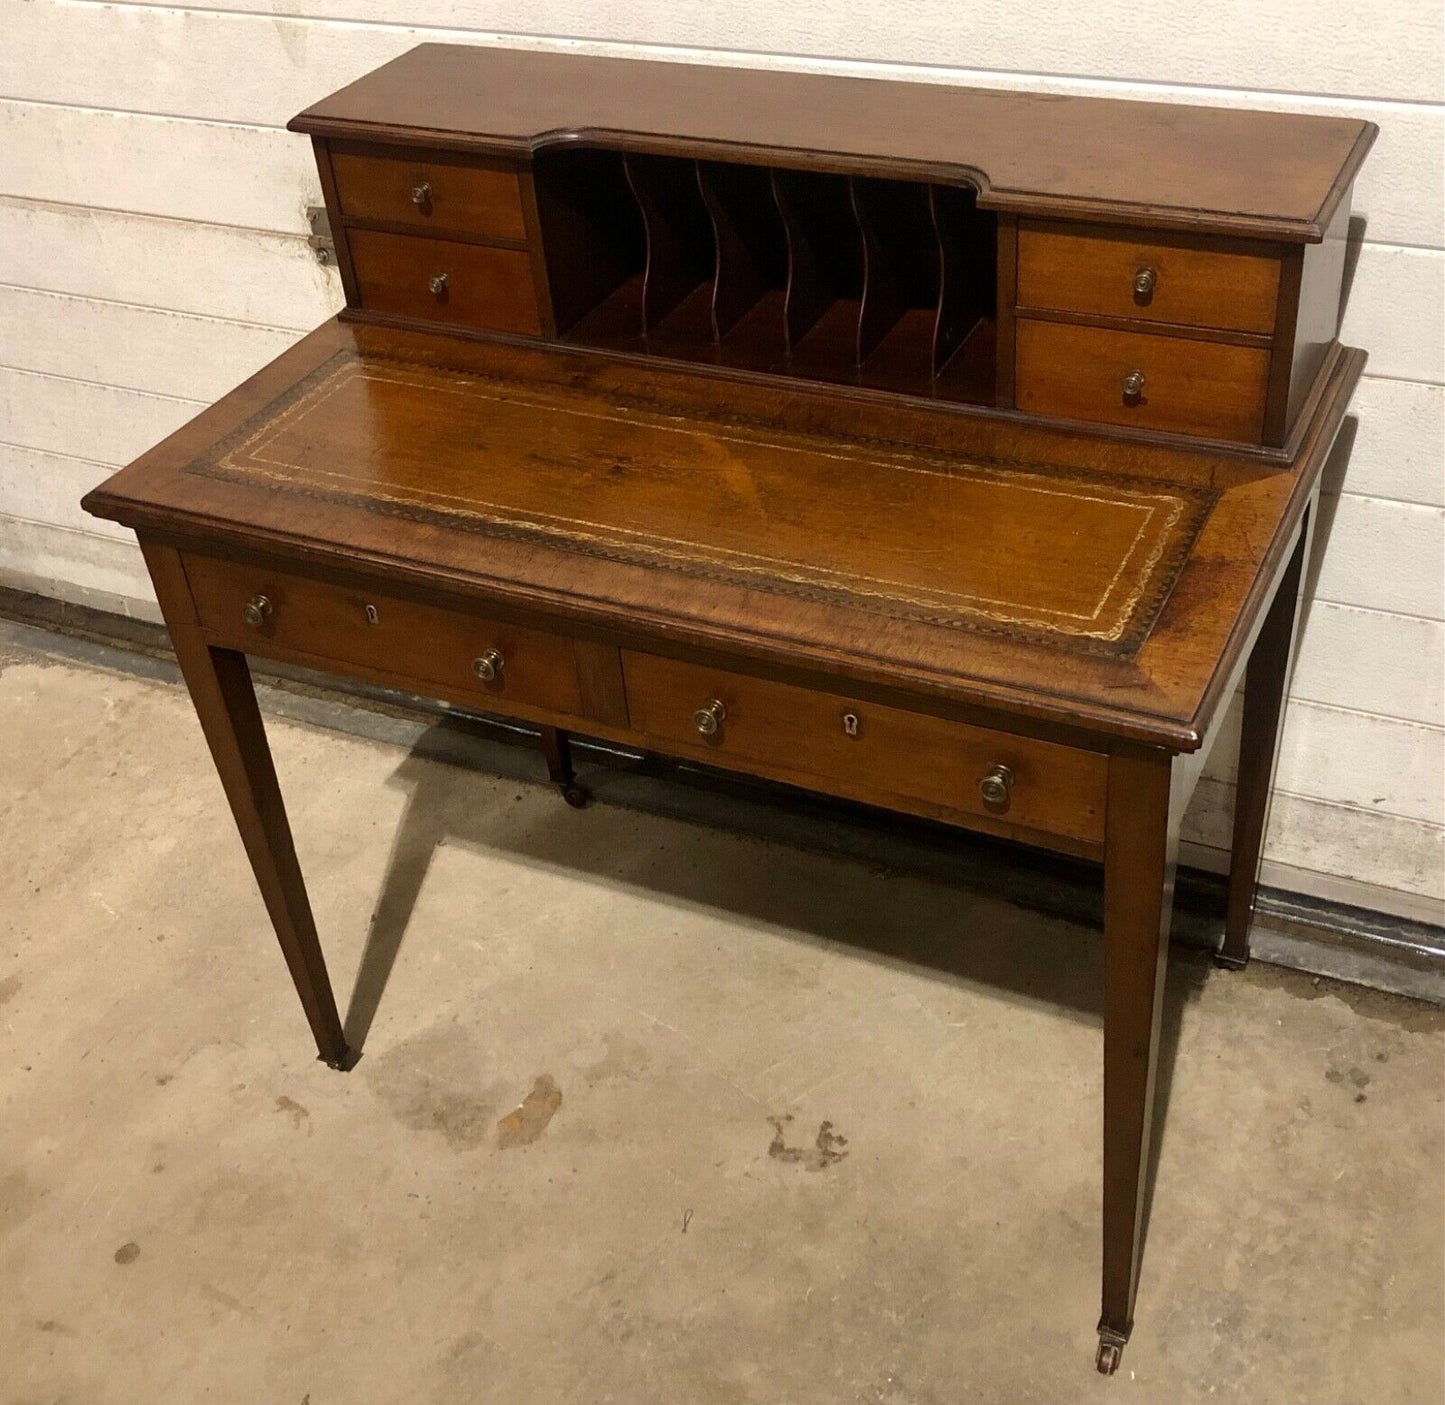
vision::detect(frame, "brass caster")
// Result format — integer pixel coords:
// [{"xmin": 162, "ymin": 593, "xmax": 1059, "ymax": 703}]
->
[
  {"xmin": 561, "ymin": 782, "xmax": 590, "ymax": 810},
  {"xmin": 1096, "ymin": 1340, "xmax": 1123, "ymax": 1375}
]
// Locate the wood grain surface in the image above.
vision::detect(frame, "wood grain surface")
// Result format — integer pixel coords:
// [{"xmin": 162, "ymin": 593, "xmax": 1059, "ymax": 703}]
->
[
  {"xmin": 82, "ymin": 317, "xmax": 1364, "ymax": 751},
  {"xmin": 289, "ymin": 45, "xmax": 1374, "ymax": 241}
]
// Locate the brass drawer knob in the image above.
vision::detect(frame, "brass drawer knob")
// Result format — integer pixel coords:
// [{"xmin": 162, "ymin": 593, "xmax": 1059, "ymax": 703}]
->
[
  {"xmin": 693, "ymin": 698, "xmax": 726, "ymax": 736},
  {"xmin": 978, "ymin": 763, "xmax": 1014, "ymax": 813},
  {"xmin": 1121, "ymin": 369, "xmax": 1145, "ymax": 402},
  {"xmin": 242, "ymin": 594, "xmax": 273, "ymax": 628},
  {"xmin": 410, "ymin": 181, "xmax": 432, "ymax": 208},
  {"xmin": 471, "ymin": 649, "xmax": 503, "ymax": 682},
  {"xmin": 428, "ymin": 272, "xmax": 449, "ymax": 298},
  {"xmin": 1133, "ymin": 266, "xmax": 1157, "ymax": 299}
]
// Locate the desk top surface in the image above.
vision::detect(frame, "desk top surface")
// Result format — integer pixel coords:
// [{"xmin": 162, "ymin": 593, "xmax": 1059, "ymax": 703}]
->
[
  {"xmin": 290, "ymin": 44, "xmax": 1373, "ymax": 241},
  {"xmin": 85, "ymin": 320, "xmax": 1359, "ymax": 750}
]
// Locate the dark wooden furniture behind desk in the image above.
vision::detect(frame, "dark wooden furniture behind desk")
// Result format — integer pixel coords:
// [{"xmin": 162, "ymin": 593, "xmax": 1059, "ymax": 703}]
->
[{"xmin": 82, "ymin": 46, "xmax": 1374, "ymax": 1374}]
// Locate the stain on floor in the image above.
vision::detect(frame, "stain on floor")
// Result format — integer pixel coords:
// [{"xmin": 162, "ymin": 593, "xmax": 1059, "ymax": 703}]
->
[
  {"xmin": 579, "ymin": 1032, "xmax": 650, "ymax": 1084},
  {"xmin": 363, "ymin": 1023, "xmax": 505, "ymax": 1151},
  {"xmin": 274, "ymin": 1095, "xmax": 313, "ymax": 1134},
  {"xmin": 496, "ymin": 1074, "xmax": 563, "ymax": 1149},
  {"xmin": 767, "ymin": 1114, "xmax": 849, "ymax": 1171}
]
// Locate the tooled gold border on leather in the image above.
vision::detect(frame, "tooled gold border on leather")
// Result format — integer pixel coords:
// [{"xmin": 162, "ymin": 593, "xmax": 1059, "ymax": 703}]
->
[{"xmin": 185, "ymin": 350, "xmax": 1217, "ymax": 659}]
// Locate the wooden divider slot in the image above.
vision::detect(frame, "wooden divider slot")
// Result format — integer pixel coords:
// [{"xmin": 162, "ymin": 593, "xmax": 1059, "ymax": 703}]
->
[
  {"xmin": 698, "ymin": 161, "xmax": 790, "ymax": 371},
  {"xmin": 624, "ymin": 154, "xmax": 718, "ymax": 356},
  {"xmin": 534, "ymin": 146, "xmax": 647, "ymax": 347},
  {"xmin": 537, "ymin": 146, "xmax": 997, "ymax": 404},
  {"xmin": 772, "ymin": 169, "xmax": 865, "ymax": 386},
  {"xmin": 930, "ymin": 182, "xmax": 997, "ymax": 406},
  {"xmin": 852, "ymin": 176, "xmax": 940, "ymax": 395}
]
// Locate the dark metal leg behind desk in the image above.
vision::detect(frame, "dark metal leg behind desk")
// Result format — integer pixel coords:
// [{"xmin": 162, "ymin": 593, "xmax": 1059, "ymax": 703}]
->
[
  {"xmin": 539, "ymin": 725, "xmax": 590, "ymax": 808},
  {"xmin": 1097, "ymin": 748, "xmax": 1178, "ymax": 1373},
  {"xmin": 1220, "ymin": 518, "xmax": 1313, "ymax": 968},
  {"xmin": 142, "ymin": 543, "xmax": 353, "ymax": 1070}
]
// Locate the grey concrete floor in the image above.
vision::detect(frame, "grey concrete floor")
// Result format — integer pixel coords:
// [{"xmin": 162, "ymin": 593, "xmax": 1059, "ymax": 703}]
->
[{"xmin": 2, "ymin": 631, "xmax": 1442, "ymax": 1405}]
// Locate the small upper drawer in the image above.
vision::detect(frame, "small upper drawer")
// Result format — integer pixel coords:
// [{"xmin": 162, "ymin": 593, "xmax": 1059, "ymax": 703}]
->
[
  {"xmin": 348, "ymin": 229, "xmax": 541, "ymax": 336},
  {"xmin": 1016, "ymin": 318, "xmax": 1270, "ymax": 443},
  {"xmin": 330, "ymin": 145, "xmax": 528, "ymax": 243},
  {"xmin": 1017, "ymin": 221, "xmax": 1281, "ymax": 334},
  {"xmin": 184, "ymin": 554, "xmax": 588, "ymax": 719},
  {"xmin": 622, "ymin": 651, "xmax": 1107, "ymax": 847}
]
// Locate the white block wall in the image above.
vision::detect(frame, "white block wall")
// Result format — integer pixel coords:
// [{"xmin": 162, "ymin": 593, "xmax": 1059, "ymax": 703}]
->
[{"xmin": 1, "ymin": 2, "xmax": 1441, "ymax": 921}]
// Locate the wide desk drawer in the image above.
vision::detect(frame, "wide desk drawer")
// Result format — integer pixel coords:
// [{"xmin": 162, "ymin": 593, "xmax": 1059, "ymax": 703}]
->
[
  {"xmin": 1015, "ymin": 318, "xmax": 1270, "ymax": 443},
  {"xmin": 348, "ymin": 229, "xmax": 541, "ymax": 335},
  {"xmin": 1017, "ymin": 221, "xmax": 1281, "ymax": 334},
  {"xmin": 184, "ymin": 555, "xmax": 592, "ymax": 719},
  {"xmin": 622, "ymin": 652, "xmax": 1107, "ymax": 847},
  {"xmin": 330, "ymin": 145, "xmax": 528, "ymax": 243}
]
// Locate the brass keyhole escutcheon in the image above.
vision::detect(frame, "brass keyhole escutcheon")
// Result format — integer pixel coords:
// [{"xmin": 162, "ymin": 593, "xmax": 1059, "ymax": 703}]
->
[
  {"xmin": 978, "ymin": 763, "xmax": 1014, "ymax": 814},
  {"xmin": 242, "ymin": 594, "xmax": 273, "ymax": 628},
  {"xmin": 693, "ymin": 699, "xmax": 726, "ymax": 736},
  {"xmin": 472, "ymin": 649, "xmax": 503, "ymax": 682},
  {"xmin": 842, "ymin": 712, "xmax": 860, "ymax": 738},
  {"xmin": 364, "ymin": 604, "xmax": 380, "ymax": 625}
]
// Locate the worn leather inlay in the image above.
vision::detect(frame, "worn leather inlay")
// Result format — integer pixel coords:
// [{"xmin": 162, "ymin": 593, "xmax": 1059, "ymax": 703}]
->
[{"xmin": 187, "ymin": 350, "xmax": 1216, "ymax": 657}]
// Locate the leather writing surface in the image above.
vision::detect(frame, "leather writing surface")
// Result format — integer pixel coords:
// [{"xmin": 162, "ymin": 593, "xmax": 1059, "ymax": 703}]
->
[{"xmin": 190, "ymin": 350, "xmax": 1214, "ymax": 657}]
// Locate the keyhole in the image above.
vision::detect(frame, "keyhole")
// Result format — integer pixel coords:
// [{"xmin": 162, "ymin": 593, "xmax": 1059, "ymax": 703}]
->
[
  {"xmin": 364, "ymin": 604, "xmax": 380, "ymax": 625},
  {"xmin": 843, "ymin": 712, "xmax": 860, "ymax": 738}
]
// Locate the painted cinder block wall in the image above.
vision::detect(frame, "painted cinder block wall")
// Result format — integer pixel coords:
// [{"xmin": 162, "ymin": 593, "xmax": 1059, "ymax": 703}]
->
[{"xmin": 1, "ymin": 2, "xmax": 1441, "ymax": 920}]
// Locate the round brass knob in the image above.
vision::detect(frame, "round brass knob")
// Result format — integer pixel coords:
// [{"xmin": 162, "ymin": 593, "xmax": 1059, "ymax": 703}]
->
[
  {"xmin": 410, "ymin": 181, "xmax": 432, "ymax": 207},
  {"xmin": 428, "ymin": 272, "xmax": 449, "ymax": 297},
  {"xmin": 1133, "ymin": 266, "xmax": 1157, "ymax": 298},
  {"xmin": 1122, "ymin": 370, "xmax": 1145, "ymax": 401},
  {"xmin": 471, "ymin": 649, "xmax": 503, "ymax": 682},
  {"xmin": 978, "ymin": 763, "xmax": 1014, "ymax": 813},
  {"xmin": 693, "ymin": 699, "xmax": 726, "ymax": 736},
  {"xmin": 242, "ymin": 594, "xmax": 273, "ymax": 628}
]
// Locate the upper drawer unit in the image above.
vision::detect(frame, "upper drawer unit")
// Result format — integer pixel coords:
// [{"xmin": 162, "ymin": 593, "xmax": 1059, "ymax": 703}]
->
[
  {"xmin": 348, "ymin": 229, "xmax": 541, "ymax": 335},
  {"xmin": 1016, "ymin": 221, "xmax": 1282, "ymax": 335},
  {"xmin": 329, "ymin": 144, "xmax": 528, "ymax": 243}
]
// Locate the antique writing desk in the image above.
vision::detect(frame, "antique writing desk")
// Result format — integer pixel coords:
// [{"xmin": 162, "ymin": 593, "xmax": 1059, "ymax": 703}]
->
[{"xmin": 83, "ymin": 47, "xmax": 1373, "ymax": 1372}]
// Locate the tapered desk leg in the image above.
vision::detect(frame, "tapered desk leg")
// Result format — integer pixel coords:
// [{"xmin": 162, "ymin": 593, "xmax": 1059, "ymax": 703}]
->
[
  {"xmin": 539, "ymin": 725, "xmax": 589, "ymax": 809},
  {"xmin": 142, "ymin": 544, "xmax": 352, "ymax": 1070},
  {"xmin": 1097, "ymin": 748, "xmax": 1177, "ymax": 1374},
  {"xmin": 1219, "ymin": 519, "xmax": 1312, "ymax": 968}
]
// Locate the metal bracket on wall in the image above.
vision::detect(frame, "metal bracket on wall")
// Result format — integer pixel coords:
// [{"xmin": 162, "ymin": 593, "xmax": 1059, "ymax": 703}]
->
[{"xmin": 306, "ymin": 205, "xmax": 336, "ymax": 267}]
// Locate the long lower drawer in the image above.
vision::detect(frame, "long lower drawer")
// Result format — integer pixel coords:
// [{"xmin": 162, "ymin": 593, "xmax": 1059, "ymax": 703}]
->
[
  {"xmin": 621, "ymin": 650, "xmax": 1108, "ymax": 848},
  {"xmin": 183, "ymin": 553, "xmax": 620, "ymax": 724}
]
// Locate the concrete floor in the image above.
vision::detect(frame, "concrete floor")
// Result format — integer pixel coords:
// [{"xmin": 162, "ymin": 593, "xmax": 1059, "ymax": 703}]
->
[{"xmin": 2, "ymin": 630, "xmax": 1442, "ymax": 1405}]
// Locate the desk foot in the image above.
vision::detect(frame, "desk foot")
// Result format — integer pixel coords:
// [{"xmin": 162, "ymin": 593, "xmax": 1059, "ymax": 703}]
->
[
  {"xmin": 1095, "ymin": 1336, "xmax": 1125, "ymax": 1375},
  {"xmin": 1212, "ymin": 949, "xmax": 1248, "ymax": 971},
  {"xmin": 318, "ymin": 1044, "xmax": 360, "ymax": 1072},
  {"xmin": 540, "ymin": 726, "xmax": 589, "ymax": 809}
]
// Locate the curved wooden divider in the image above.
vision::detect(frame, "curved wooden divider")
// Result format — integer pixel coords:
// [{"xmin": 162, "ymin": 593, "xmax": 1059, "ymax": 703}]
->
[{"xmin": 536, "ymin": 145, "xmax": 996, "ymax": 404}]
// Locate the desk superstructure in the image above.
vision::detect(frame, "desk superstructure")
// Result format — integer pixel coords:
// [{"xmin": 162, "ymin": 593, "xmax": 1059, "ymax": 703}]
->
[{"xmin": 83, "ymin": 46, "xmax": 1373, "ymax": 1372}]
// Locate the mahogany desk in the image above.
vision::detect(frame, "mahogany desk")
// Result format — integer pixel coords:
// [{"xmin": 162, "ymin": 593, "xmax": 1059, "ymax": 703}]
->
[{"xmin": 83, "ymin": 46, "xmax": 1373, "ymax": 1372}]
